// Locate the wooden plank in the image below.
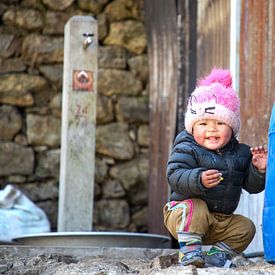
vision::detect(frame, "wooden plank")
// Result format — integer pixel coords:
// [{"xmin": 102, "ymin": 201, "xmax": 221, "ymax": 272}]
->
[
  {"xmin": 58, "ymin": 16, "xmax": 98, "ymax": 232},
  {"xmin": 144, "ymin": 0, "xmax": 179, "ymax": 235},
  {"xmin": 176, "ymin": 0, "xmax": 198, "ymax": 132}
]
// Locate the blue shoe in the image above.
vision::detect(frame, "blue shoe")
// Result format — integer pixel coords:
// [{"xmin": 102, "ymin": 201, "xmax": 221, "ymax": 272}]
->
[
  {"xmin": 178, "ymin": 241, "xmax": 205, "ymax": 268},
  {"xmin": 204, "ymin": 247, "xmax": 236, "ymax": 268}
]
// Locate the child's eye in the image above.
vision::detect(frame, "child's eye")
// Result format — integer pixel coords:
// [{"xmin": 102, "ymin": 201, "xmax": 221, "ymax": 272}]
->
[
  {"xmin": 199, "ymin": 122, "xmax": 207, "ymax": 126},
  {"xmin": 217, "ymin": 121, "xmax": 225, "ymax": 125}
]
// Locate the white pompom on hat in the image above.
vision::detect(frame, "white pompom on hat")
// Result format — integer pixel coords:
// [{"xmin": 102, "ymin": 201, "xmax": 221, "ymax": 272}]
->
[{"xmin": 184, "ymin": 68, "xmax": 240, "ymax": 135}]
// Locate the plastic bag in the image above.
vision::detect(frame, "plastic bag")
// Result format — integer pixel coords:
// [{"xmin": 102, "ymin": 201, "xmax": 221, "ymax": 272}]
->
[{"xmin": 0, "ymin": 184, "xmax": 50, "ymax": 241}]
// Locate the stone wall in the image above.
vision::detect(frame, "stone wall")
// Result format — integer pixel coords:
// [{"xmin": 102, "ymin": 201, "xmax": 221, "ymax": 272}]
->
[{"xmin": 0, "ymin": 0, "xmax": 149, "ymax": 232}]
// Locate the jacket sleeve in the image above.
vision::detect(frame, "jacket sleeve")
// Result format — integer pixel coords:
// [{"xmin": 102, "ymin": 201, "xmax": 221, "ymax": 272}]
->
[
  {"xmin": 242, "ymin": 161, "xmax": 266, "ymax": 193},
  {"xmin": 166, "ymin": 142, "xmax": 207, "ymax": 197}
]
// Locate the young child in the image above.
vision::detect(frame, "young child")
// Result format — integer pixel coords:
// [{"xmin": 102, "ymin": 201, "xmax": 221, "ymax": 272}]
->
[{"xmin": 163, "ymin": 68, "xmax": 267, "ymax": 268}]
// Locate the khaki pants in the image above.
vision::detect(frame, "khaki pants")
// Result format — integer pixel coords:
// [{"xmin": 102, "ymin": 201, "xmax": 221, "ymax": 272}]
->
[{"xmin": 163, "ymin": 198, "xmax": 255, "ymax": 253}]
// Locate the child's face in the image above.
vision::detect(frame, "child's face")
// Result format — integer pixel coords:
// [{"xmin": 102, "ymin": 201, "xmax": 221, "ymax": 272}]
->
[{"xmin": 193, "ymin": 119, "xmax": 232, "ymax": 151}]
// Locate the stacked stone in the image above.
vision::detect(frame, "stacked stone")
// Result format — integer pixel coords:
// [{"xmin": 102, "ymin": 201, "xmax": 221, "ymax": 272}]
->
[{"xmin": 0, "ymin": 0, "xmax": 149, "ymax": 232}]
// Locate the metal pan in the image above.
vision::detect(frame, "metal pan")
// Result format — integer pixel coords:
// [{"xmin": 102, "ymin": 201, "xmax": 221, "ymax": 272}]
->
[{"xmin": 12, "ymin": 232, "xmax": 172, "ymax": 248}]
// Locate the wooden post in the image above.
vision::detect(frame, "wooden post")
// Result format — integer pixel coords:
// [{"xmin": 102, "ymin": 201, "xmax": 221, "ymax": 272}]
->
[
  {"xmin": 144, "ymin": 0, "xmax": 179, "ymax": 235},
  {"xmin": 58, "ymin": 16, "xmax": 97, "ymax": 232}
]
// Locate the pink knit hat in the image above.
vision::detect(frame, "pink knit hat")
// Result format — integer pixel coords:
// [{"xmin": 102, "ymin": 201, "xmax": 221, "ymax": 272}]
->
[{"xmin": 184, "ymin": 68, "xmax": 240, "ymax": 135}]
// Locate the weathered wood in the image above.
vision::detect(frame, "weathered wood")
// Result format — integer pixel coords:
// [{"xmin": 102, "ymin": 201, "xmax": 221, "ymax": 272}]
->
[
  {"xmin": 58, "ymin": 16, "xmax": 97, "ymax": 232},
  {"xmin": 144, "ymin": 0, "xmax": 180, "ymax": 235},
  {"xmin": 176, "ymin": 0, "xmax": 197, "ymax": 132}
]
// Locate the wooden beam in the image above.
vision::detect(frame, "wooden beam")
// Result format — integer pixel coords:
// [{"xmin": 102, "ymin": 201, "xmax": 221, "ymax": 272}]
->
[{"xmin": 144, "ymin": 0, "xmax": 179, "ymax": 235}]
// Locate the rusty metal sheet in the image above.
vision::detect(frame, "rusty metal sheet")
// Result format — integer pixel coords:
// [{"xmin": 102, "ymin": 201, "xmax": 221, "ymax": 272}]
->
[
  {"xmin": 196, "ymin": 0, "xmax": 230, "ymax": 78},
  {"xmin": 239, "ymin": 0, "xmax": 275, "ymax": 146}
]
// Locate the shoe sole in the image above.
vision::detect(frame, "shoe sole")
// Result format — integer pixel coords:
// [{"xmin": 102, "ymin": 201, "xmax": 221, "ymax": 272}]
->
[{"xmin": 179, "ymin": 257, "xmax": 205, "ymax": 268}]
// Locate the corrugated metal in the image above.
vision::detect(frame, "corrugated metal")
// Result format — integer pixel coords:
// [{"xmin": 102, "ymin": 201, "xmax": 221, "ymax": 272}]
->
[
  {"xmin": 239, "ymin": 0, "xmax": 275, "ymax": 146},
  {"xmin": 236, "ymin": 0, "xmax": 275, "ymax": 254},
  {"xmin": 196, "ymin": 0, "xmax": 274, "ymax": 254},
  {"xmin": 196, "ymin": 0, "xmax": 230, "ymax": 78},
  {"xmin": 235, "ymin": 191, "xmax": 265, "ymax": 254}
]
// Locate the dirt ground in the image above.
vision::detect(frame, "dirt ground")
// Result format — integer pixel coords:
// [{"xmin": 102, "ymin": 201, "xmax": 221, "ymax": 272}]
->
[{"xmin": 0, "ymin": 246, "xmax": 275, "ymax": 275}]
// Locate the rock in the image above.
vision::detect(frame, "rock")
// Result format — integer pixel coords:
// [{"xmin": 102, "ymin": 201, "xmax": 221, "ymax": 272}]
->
[
  {"xmin": 0, "ymin": 3, "xmax": 8, "ymax": 17},
  {"xmin": 149, "ymin": 264, "xmax": 198, "ymax": 275},
  {"xmin": 21, "ymin": 180, "xmax": 59, "ymax": 201},
  {"xmin": 95, "ymin": 199, "xmax": 130, "ymax": 228},
  {"xmin": 95, "ymin": 158, "xmax": 108, "ymax": 183},
  {"xmin": 98, "ymin": 13, "xmax": 108, "ymax": 41},
  {"xmin": 0, "ymin": 74, "xmax": 48, "ymax": 107},
  {"xmin": 49, "ymin": 93, "xmax": 62, "ymax": 117},
  {"xmin": 110, "ymin": 155, "xmax": 148, "ymax": 191},
  {"xmin": 98, "ymin": 46, "xmax": 127, "ymax": 69},
  {"xmin": 110, "ymin": 158, "xmax": 138, "ymax": 190},
  {"xmin": 14, "ymin": 133, "xmax": 28, "ymax": 145},
  {"xmin": 128, "ymin": 54, "xmax": 149, "ymax": 84},
  {"xmin": 132, "ymin": 207, "xmax": 148, "ymax": 230},
  {"xmin": 77, "ymin": 0, "xmax": 110, "ymax": 15},
  {"xmin": 98, "ymin": 69, "xmax": 143, "ymax": 96},
  {"xmin": 102, "ymin": 179, "xmax": 125, "ymax": 198},
  {"xmin": 2, "ymin": 8, "xmax": 43, "ymax": 30},
  {"xmin": 0, "ymin": 57, "xmax": 26, "ymax": 73},
  {"xmin": 96, "ymin": 122, "xmax": 134, "ymax": 160},
  {"xmin": 39, "ymin": 64, "xmax": 63, "ymax": 90},
  {"xmin": 35, "ymin": 149, "xmax": 60, "ymax": 179},
  {"xmin": 42, "ymin": 0, "xmax": 74, "ymax": 11},
  {"xmin": 115, "ymin": 96, "xmax": 149, "ymax": 123},
  {"xmin": 96, "ymin": 95, "xmax": 114, "ymax": 124},
  {"xmin": 105, "ymin": 0, "xmax": 141, "ymax": 22},
  {"xmin": 128, "ymin": 179, "xmax": 148, "ymax": 206},
  {"xmin": 43, "ymin": 11, "xmax": 70, "ymax": 35},
  {"xmin": 0, "ymin": 265, "xmax": 7, "ymax": 273},
  {"xmin": 94, "ymin": 182, "xmax": 101, "ymax": 199},
  {"xmin": 0, "ymin": 142, "xmax": 34, "ymax": 176},
  {"xmin": 26, "ymin": 114, "xmax": 61, "ymax": 147},
  {"xmin": 7, "ymin": 175, "xmax": 26, "ymax": 183},
  {"xmin": 0, "ymin": 105, "xmax": 22, "ymax": 141},
  {"xmin": 150, "ymin": 252, "xmax": 178, "ymax": 269},
  {"xmin": 104, "ymin": 20, "xmax": 147, "ymax": 54},
  {"xmin": 0, "ymin": 34, "xmax": 20, "ymax": 58},
  {"xmin": 233, "ymin": 255, "xmax": 256, "ymax": 267},
  {"xmin": 22, "ymin": 34, "xmax": 63, "ymax": 65}
]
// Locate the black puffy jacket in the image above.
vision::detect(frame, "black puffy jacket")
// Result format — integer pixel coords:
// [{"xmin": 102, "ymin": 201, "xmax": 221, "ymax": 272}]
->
[{"xmin": 167, "ymin": 130, "xmax": 265, "ymax": 214}]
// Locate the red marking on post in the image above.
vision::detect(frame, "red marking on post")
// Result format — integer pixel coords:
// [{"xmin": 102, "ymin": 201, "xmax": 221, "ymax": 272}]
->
[{"xmin": 73, "ymin": 70, "xmax": 93, "ymax": 92}]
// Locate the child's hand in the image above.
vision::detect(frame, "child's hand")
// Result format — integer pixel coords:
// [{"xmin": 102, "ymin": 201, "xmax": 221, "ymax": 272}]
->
[
  {"xmin": 250, "ymin": 146, "xmax": 268, "ymax": 173},
  {"xmin": 201, "ymin": 169, "xmax": 223, "ymax": 189}
]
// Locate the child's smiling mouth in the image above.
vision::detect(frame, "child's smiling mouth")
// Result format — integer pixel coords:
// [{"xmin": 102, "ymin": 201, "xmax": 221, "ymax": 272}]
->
[{"xmin": 206, "ymin": 136, "xmax": 219, "ymax": 140}]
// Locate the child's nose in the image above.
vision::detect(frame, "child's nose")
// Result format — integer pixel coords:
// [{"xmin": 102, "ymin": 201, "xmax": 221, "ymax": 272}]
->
[{"xmin": 208, "ymin": 123, "xmax": 217, "ymax": 131}]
